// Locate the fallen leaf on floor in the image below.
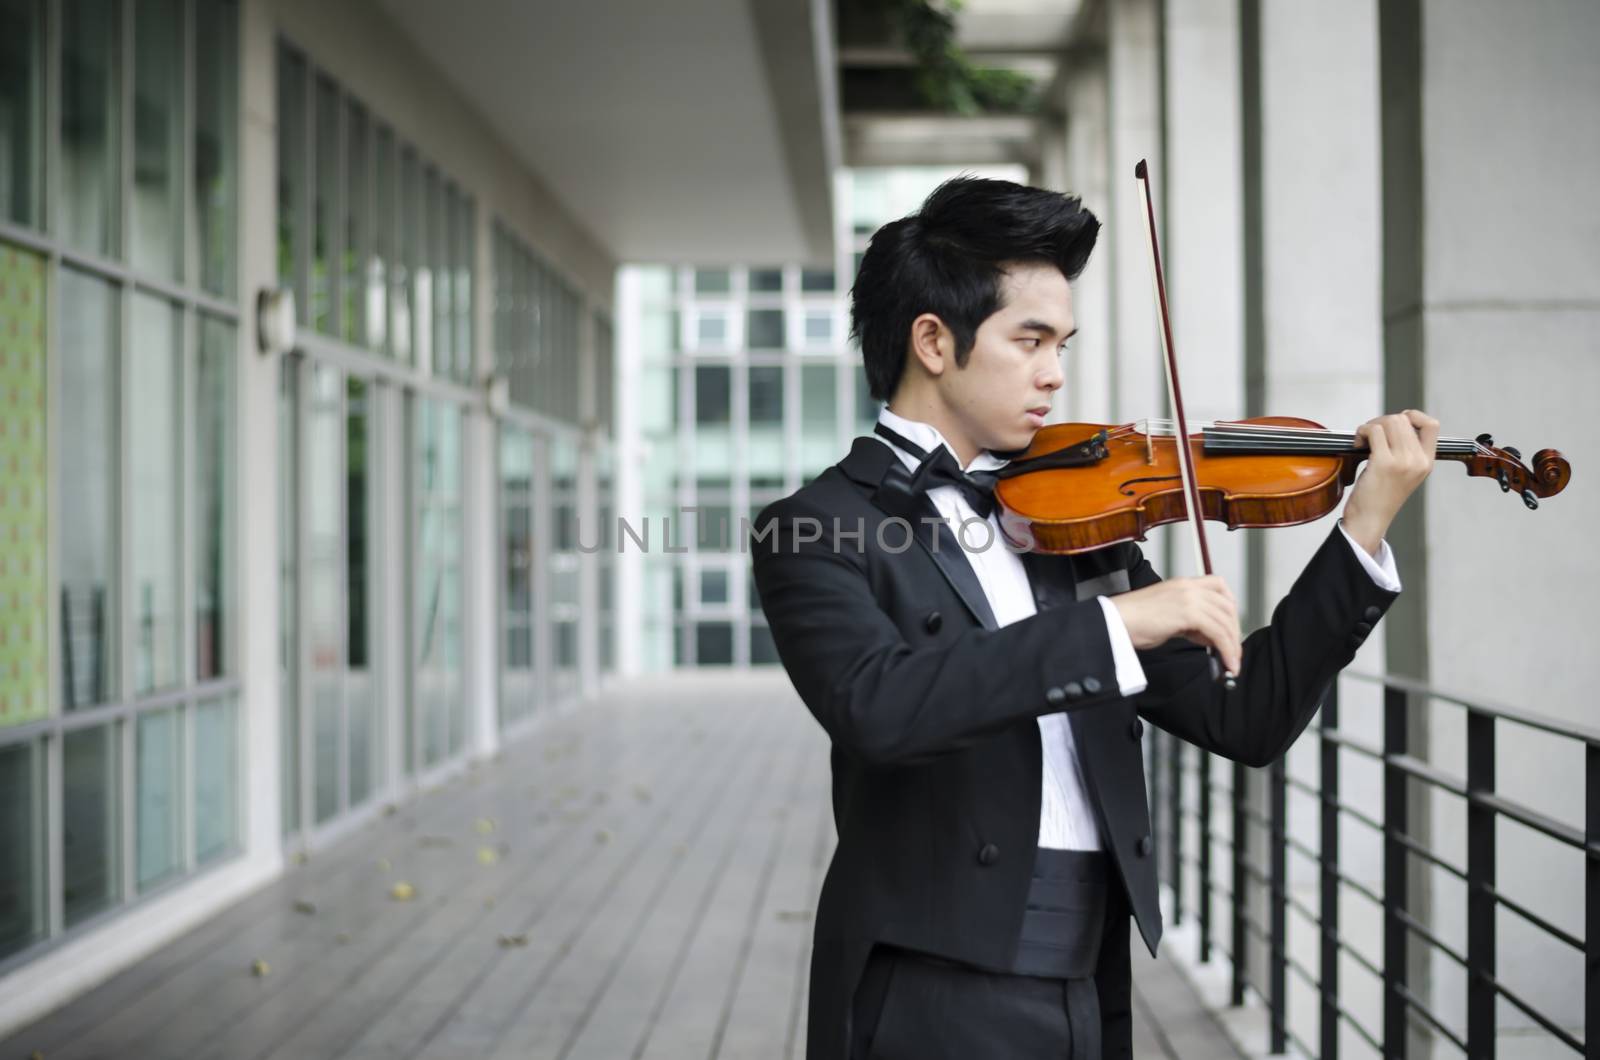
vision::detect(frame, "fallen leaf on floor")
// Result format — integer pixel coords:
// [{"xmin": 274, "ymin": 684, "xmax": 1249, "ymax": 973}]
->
[
  {"xmin": 633, "ymin": 785, "xmax": 652, "ymax": 803},
  {"xmin": 418, "ymin": 835, "xmax": 454, "ymax": 848},
  {"xmin": 484, "ymin": 897, "xmax": 496, "ymax": 909},
  {"xmin": 336, "ymin": 932, "xmax": 352, "ymax": 944},
  {"xmin": 673, "ymin": 843, "xmax": 688, "ymax": 857},
  {"xmin": 477, "ymin": 846, "xmax": 499, "ymax": 866},
  {"xmin": 776, "ymin": 910, "xmax": 812, "ymax": 923},
  {"xmin": 377, "ymin": 858, "xmax": 392, "ymax": 872},
  {"xmin": 390, "ymin": 881, "xmax": 416, "ymax": 901},
  {"xmin": 251, "ymin": 958, "xmax": 271, "ymax": 977},
  {"xmin": 383, "ymin": 804, "xmax": 398, "ymax": 816},
  {"xmin": 595, "ymin": 829, "xmax": 613, "ymax": 844},
  {"xmin": 475, "ymin": 817, "xmax": 496, "ymax": 834},
  {"xmin": 292, "ymin": 899, "xmax": 317, "ymax": 915},
  {"xmin": 498, "ymin": 933, "xmax": 528, "ymax": 948},
  {"xmin": 293, "ymin": 851, "xmax": 309, "ymax": 866}
]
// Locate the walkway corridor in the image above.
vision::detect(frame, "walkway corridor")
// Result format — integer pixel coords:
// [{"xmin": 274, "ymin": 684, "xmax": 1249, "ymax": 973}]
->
[{"xmin": 2, "ymin": 673, "xmax": 1239, "ymax": 1059}]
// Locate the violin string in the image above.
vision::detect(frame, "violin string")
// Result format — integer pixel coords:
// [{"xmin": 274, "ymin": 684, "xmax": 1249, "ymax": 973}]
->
[{"xmin": 1119, "ymin": 418, "xmax": 1491, "ymax": 456}]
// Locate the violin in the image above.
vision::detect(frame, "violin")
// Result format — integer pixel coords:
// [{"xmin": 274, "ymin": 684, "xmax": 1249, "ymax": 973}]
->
[
  {"xmin": 992, "ymin": 415, "xmax": 1571, "ymax": 556},
  {"xmin": 1012, "ymin": 160, "xmax": 1572, "ymax": 686}
]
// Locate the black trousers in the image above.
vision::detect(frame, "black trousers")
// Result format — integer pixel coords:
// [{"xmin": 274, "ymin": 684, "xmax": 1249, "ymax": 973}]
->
[{"xmin": 850, "ymin": 852, "xmax": 1134, "ymax": 1060}]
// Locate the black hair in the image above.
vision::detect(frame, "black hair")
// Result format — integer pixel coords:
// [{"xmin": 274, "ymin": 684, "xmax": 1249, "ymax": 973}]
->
[{"xmin": 849, "ymin": 175, "xmax": 1100, "ymax": 401}]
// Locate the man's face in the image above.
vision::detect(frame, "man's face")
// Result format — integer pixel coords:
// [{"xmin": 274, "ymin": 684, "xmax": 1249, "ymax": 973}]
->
[{"xmin": 941, "ymin": 262, "xmax": 1073, "ymax": 454}]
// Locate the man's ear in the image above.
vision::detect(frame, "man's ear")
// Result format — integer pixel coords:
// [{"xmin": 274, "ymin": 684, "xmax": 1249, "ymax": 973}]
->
[{"xmin": 907, "ymin": 313, "xmax": 951, "ymax": 379}]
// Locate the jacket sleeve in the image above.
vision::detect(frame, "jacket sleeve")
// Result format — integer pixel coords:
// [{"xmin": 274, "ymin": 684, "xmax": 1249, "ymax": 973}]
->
[
  {"xmin": 1130, "ymin": 523, "xmax": 1401, "ymax": 767},
  {"xmin": 751, "ymin": 496, "xmax": 1124, "ymax": 765}
]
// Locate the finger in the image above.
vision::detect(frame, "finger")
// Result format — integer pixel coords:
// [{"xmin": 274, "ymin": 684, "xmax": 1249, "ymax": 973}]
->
[
  {"xmin": 1407, "ymin": 409, "xmax": 1441, "ymax": 462},
  {"xmin": 1200, "ymin": 592, "xmax": 1244, "ymax": 673},
  {"xmin": 1363, "ymin": 418, "xmax": 1392, "ymax": 463}
]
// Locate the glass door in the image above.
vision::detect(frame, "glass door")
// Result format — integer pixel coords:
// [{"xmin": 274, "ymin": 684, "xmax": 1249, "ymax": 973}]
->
[{"xmin": 498, "ymin": 426, "xmax": 541, "ymax": 728}]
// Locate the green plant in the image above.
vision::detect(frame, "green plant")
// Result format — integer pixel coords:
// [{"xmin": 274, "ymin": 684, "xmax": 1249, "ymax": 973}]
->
[{"xmin": 878, "ymin": 0, "xmax": 1040, "ymax": 114}]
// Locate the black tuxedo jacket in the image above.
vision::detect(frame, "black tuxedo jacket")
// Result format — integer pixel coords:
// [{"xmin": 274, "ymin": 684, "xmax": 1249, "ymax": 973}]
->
[{"xmin": 750, "ymin": 435, "xmax": 1400, "ymax": 1060}]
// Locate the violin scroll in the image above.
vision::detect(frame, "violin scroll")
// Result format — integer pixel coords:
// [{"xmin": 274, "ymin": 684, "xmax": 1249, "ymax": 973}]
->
[{"xmin": 1461, "ymin": 437, "xmax": 1570, "ymax": 510}]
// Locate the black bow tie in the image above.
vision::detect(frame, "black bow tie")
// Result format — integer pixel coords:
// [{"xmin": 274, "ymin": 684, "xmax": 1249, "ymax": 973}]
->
[{"xmin": 873, "ymin": 422, "xmax": 1000, "ymax": 520}]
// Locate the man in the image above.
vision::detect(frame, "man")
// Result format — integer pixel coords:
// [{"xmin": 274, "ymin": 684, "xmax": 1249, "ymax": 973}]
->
[{"xmin": 749, "ymin": 177, "xmax": 1437, "ymax": 1060}]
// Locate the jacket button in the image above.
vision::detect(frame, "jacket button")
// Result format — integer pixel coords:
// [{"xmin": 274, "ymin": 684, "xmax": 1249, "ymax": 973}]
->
[
  {"xmin": 1364, "ymin": 605, "xmax": 1382, "ymax": 621},
  {"xmin": 1129, "ymin": 719, "xmax": 1144, "ymax": 740},
  {"xmin": 1045, "ymin": 686, "xmax": 1066, "ymax": 706},
  {"xmin": 1062, "ymin": 681, "xmax": 1084, "ymax": 700},
  {"xmin": 1348, "ymin": 634, "xmax": 1364, "ymax": 650},
  {"xmin": 1135, "ymin": 835, "xmax": 1153, "ymax": 858},
  {"xmin": 1083, "ymin": 676, "xmax": 1102, "ymax": 695},
  {"xmin": 924, "ymin": 610, "xmax": 942, "ymax": 633},
  {"xmin": 1353, "ymin": 621, "xmax": 1372, "ymax": 636},
  {"xmin": 977, "ymin": 843, "xmax": 1000, "ymax": 866}
]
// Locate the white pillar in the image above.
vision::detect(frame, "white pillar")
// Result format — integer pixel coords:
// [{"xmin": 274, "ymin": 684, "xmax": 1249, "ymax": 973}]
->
[{"xmin": 1060, "ymin": 58, "xmax": 1113, "ymax": 426}]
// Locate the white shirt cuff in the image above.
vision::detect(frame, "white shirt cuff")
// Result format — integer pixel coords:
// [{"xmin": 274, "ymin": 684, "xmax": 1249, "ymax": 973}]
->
[
  {"xmin": 1337, "ymin": 519, "xmax": 1402, "ymax": 593},
  {"xmin": 1097, "ymin": 595, "xmax": 1149, "ymax": 698}
]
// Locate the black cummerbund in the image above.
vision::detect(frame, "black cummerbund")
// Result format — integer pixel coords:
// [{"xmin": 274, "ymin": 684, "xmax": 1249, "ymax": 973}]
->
[{"xmin": 1007, "ymin": 847, "xmax": 1110, "ymax": 979}]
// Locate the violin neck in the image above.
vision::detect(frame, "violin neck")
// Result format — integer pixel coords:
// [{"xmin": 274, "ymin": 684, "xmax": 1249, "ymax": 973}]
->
[{"xmin": 1200, "ymin": 425, "xmax": 1475, "ymax": 460}]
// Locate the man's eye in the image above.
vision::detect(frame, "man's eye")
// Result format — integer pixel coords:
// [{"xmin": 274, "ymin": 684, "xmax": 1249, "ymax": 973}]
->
[{"xmin": 1021, "ymin": 338, "xmax": 1040, "ymax": 348}]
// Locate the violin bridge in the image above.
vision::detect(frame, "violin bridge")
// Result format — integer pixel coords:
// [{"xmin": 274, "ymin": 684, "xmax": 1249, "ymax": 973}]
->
[{"xmin": 1141, "ymin": 419, "xmax": 1155, "ymax": 465}]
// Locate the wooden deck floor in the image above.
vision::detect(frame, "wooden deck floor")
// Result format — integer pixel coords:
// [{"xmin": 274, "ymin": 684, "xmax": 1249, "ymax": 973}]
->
[{"xmin": 2, "ymin": 671, "xmax": 1240, "ymax": 1060}]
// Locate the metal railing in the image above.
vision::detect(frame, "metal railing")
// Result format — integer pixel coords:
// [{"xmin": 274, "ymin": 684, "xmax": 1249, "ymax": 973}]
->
[{"xmin": 1148, "ymin": 670, "xmax": 1593, "ymax": 1057}]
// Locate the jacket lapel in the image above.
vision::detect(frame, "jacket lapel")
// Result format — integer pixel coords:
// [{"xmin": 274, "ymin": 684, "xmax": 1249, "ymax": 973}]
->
[{"xmin": 837, "ymin": 436, "xmax": 999, "ymax": 631}]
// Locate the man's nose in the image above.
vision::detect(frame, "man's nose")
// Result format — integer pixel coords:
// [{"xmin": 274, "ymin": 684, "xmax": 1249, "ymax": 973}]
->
[{"xmin": 1038, "ymin": 360, "xmax": 1065, "ymax": 391}]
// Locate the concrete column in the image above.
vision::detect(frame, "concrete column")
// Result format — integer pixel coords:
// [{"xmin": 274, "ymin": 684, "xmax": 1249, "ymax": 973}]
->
[
  {"xmin": 1381, "ymin": 0, "xmax": 1600, "ymax": 1045},
  {"xmin": 614, "ymin": 268, "xmax": 644, "ymax": 678},
  {"xmin": 1060, "ymin": 55, "xmax": 1114, "ymax": 426},
  {"xmin": 237, "ymin": 0, "xmax": 286, "ymax": 863},
  {"xmin": 1243, "ymin": 3, "xmax": 1390, "ymax": 1054},
  {"xmin": 1105, "ymin": 0, "xmax": 1165, "ymax": 426}
]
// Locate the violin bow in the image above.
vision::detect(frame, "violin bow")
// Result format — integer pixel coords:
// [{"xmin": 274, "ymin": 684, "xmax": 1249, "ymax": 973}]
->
[{"xmin": 1134, "ymin": 159, "xmax": 1237, "ymax": 690}]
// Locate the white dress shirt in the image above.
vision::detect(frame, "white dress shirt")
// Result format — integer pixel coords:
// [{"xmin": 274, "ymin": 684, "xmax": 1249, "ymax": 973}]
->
[{"xmin": 871, "ymin": 408, "xmax": 1400, "ymax": 850}]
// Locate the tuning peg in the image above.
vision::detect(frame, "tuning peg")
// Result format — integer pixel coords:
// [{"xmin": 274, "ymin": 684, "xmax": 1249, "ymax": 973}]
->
[
  {"xmin": 1496, "ymin": 468, "xmax": 1510, "ymax": 492},
  {"xmin": 1522, "ymin": 488, "xmax": 1539, "ymax": 510},
  {"xmin": 1476, "ymin": 433, "xmax": 1495, "ymax": 447},
  {"xmin": 1503, "ymin": 445, "xmax": 1522, "ymax": 461}
]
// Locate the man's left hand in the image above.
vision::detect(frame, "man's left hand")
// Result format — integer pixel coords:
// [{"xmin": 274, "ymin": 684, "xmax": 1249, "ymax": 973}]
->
[{"xmin": 1342, "ymin": 409, "xmax": 1439, "ymax": 556}]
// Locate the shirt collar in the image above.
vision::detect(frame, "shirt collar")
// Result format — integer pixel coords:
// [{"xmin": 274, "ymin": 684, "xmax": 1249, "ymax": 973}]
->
[{"xmin": 873, "ymin": 407, "xmax": 1012, "ymax": 474}]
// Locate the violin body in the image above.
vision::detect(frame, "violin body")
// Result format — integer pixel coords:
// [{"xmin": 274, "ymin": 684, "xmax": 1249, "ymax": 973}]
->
[{"xmin": 995, "ymin": 416, "xmax": 1570, "ymax": 556}]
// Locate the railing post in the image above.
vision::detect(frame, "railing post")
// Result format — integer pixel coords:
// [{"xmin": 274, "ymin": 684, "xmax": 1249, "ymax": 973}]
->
[
  {"xmin": 1232, "ymin": 758, "xmax": 1248, "ymax": 1006},
  {"xmin": 1269, "ymin": 753, "xmax": 1288, "ymax": 1053},
  {"xmin": 1170, "ymin": 735, "xmax": 1184, "ymax": 927},
  {"xmin": 1321, "ymin": 682, "xmax": 1341, "ymax": 1060},
  {"xmin": 1466, "ymin": 709, "xmax": 1496, "ymax": 1059},
  {"xmin": 1200, "ymin": 750, "xmax": 1213, "ymax": 963},
  {"xmin": 1384, "ymin": 684, "xmax": 1409, "ymax": 1059},
  {"xmin": 1586, "ymin": 743, "xmax": 1599, "ymax": 1060}
]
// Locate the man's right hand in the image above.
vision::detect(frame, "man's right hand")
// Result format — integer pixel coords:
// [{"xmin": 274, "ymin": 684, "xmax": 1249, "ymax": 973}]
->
[{"xmin": 1110, "ymin": 575, "xmax": 1243, "ymax": 675}]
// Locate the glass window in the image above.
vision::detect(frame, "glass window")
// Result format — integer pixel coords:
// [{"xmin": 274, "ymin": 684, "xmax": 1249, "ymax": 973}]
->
[
  {"xmin": 855, "ymin": 363, "xmax": 880, "ymax": 430},
  {"xmin": 748, "ymin": 267, "xmax": 782, "ymax": 293},
  {"xmin": 130, "ymin": 295, "xmax": 182, "ymax": 695},
  {"xmin": 63, "ymin": 723, "xmax": 119, "ymax": 925},
  {"xmin": 694, "ymin": 365, "xmax": 731, "ymax": 426},
  {"xmin": 341, "ymin": 100, "xmax": 366, "ymax": 344},
  {"xmin": 801, "ymin": 267, "xmax": 835, "ymax": 292},
  {"xmin": 428, "ymin": 171, "xmax": 450, "ymax": 375},
  {"xmin": 59, "ymin": 269, "xmax": 117, "ymax": 710},
  {"xmin": 276, "ymin": 45, "xmax": 305, "ymax": 299},
  {"xmin": 694, "ymin": 268, "xmax": 730, "ymax": 294},
  {"xmin": 801, "ymin": 363, "xmax": 838, "ymax": 473},
  {"xmin": 306, "ymin": 366, "xmax": 340, "ymax": 820},
  {"xmin": 748, "ymin": 365, "xmax": 783, "ymax": 424},
  {"xmin": 367, "ymin": 125, "xmax": 391, "ymax": 352},
  {"xmin": 195, "ymin": 316, "xmax": 235, "ymax": 681},
  {"xmin": 804, "ymin": 310, "xmax": 834, "ymax": 345},
  {"xmin": 136, "ymin": 708, "xmax": 180, "ymax": 891},
  {"xmin": 193, "ymin": 0, "xmax": 237, "ymax": 297},
  {"xmin": 695, "ymin": 310, "xmax": 726, "ymax": 350},
  {"xmin": 393, "ymin": 147, "xmax": 416, "ymax": 362},
  {"xmin": 751, "ymin": 624, "xmax": 780, "ymax": 664},
  {"xmin": 312, "ymin": 75, "xmax": 338, "ymax": 334},
  {"xmin": 696, "ymin": 622, "xmax": 733, "ymax": 665},
  {"xmin": 194, "ymin": 698, "xmax": 237, "ymax": 864},
  {"xmin": 746, "ymin": 308, "xmax": 784, "ymax": 349},
  {"xmin": 0, "ymin": 740, "xmax": 43, "ymax": 958},
  {"xmin": 453, "ymin": 191, "xmax": 472, "ymax": 381},
  {"xmin": 0, "ymin": 0, "xmax": 44, "ymax": 227},
  {"xmin": 132, "ymin": 1, "xmax": 183, "ymax": 280},
  {"xmin": 414, "ymin": 397, "xmax": 463, "ymax": 768},
  {"xmin": 0, "ymin": 244, "xmax": 48, "ymax": 727},
  {"xmin": 700, "ymin": 568, "xmax": 729, "ymax": 605},
  {"xmin": 60, "ymin": 0, "xmax": 121, "ymax": 257}
]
